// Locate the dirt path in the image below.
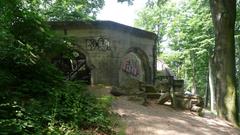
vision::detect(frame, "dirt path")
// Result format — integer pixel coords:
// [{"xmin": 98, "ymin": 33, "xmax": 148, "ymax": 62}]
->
[
  {"xmin": 89, "ymin": 86, "xmax": 240, "ymax": 135},
  {"xmin": 112, "ymin": 96, "xmax": 240, "ymax": 135}
]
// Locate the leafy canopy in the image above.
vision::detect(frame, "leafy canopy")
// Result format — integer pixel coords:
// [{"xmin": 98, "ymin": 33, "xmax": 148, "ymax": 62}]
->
[{"xmin": 135, "ymin": 0, "xmax": 214, "ymax": 95}]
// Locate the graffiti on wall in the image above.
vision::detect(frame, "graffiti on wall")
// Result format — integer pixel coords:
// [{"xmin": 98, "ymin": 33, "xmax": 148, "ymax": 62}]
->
[
  {"xmin": 122, "ymin": 58, "xmax": 140, "ymax": 77},
  {"xmin": 86, "ymin": 37, "xmax": 111, "ymax": 51}
]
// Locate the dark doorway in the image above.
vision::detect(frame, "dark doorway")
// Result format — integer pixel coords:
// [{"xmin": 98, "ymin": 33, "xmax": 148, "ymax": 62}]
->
[{"xmin": 52, "ymin": 52, "xmax": 91, "ymax": 84}]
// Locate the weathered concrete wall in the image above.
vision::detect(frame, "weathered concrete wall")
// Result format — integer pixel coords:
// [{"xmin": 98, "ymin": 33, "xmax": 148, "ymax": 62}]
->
[{"xmin": 50, "ymin": 21, "xmax": 157, "ymax": 87}]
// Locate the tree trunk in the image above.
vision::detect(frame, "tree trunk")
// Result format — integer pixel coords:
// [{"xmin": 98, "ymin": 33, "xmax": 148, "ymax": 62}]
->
[
  {"xmin": 209, "ymin": 0, "xmax": 239, "ymax": 126},
  {"xmin": 190, "ymin": 52, "xmax": 197, "ymax": 95},
  {"xmin": 209, "ymin": 56, "xmax": 216, "ymax": 112},
  {"xmin": 204, "ymin": 71, "xmax": 209, "ymax": 108}
]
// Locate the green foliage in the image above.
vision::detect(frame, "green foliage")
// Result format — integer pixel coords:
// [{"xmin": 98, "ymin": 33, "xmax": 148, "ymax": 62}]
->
[
  {"xmin": 33, "ymin": 0, "xmax": 105, "ymax": 21},
  {"xmin": 0, "ymin": 81, "xmax": 115, "ymax": 134},
  {"xmin": 0, "ymin": 0, "xmax": 115, "ymax": 134},
  {"xmin": 118, "ymin": 0, "xmax": 133, "ymax": 5},
  {"xmin": 136, "ymin": 0, "xmax": 214, "ymax": 96},
  {"xmin": 53, "ymin": 82, "xmax": 114, "ymax": 133},
  {"xmin": 236, "ymin": 0, "xmax": 240, "ymax": 91}
]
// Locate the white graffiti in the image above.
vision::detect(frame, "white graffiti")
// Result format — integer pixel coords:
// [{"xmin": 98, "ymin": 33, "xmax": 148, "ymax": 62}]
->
[{"xmin": 86, "ymin": 37, "xmax": 110, "ymax": 51}]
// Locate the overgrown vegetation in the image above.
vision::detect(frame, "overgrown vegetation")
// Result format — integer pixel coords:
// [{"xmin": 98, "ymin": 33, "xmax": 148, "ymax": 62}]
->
[
  {"xmin": 0, "ymin": 0, "xmax": 115, "ymax": 134},
  {"xmin": 136, "ymin": 0, "xmax": 240, "ymax": 125},
  {"xmin": 136, "ymin": 0, "xmax": 240, "ymax": 98},
  {"xmin": 135, "ymin": 0, "xmax": 214, "ymax": 96},
  {"xmin": 0, "ymin": 81, "xmax": 115, "ymax": 134}
]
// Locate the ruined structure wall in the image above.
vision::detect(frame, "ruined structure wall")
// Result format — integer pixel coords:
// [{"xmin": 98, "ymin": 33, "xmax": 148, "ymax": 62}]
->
[{"xmin": 53, "ymin": 27, "xmax": 155, "ymax": 86}]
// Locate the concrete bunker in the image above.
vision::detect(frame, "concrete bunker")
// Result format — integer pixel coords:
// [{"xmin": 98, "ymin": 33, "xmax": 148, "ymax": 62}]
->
[{"xmin": 49, "ymin": 21, "xmax": 157, "ymax": 87}]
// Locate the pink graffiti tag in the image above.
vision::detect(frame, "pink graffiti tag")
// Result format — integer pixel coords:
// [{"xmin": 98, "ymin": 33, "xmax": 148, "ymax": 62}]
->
[{"xmin": 121, "ymin": 58, "xmax": 140, "ymax": 77}]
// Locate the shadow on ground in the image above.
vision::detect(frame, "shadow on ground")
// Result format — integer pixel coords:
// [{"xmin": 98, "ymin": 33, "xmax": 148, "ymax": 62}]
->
[{"xmin": 89, "ymin": 85, "xmax": 240, "ymax": 135}]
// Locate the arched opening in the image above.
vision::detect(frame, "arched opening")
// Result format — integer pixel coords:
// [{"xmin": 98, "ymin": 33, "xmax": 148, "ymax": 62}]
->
[
  {"xmin": 52, "ymin": 51, "xmax": 91, "ymax": 84},
  {"xmin": 126, "ymin": 47, "xmax": 152, "ymax": 83},
  {"xmin": 119, "ymin": 47, "xmax": 152, "ymax": 88}
]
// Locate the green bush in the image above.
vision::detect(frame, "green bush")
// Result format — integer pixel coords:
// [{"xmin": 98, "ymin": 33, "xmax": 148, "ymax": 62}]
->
[
  {"xmin": 0, "ymin": 80, "xmax": 115, "ymax": 135},
  {"xmin": 0, "ymin": 1, "xmax": 116, "ymax": 134},
  {"xmin": 53, "ymin": 81, "xmax": 114, "ymax": 132}
]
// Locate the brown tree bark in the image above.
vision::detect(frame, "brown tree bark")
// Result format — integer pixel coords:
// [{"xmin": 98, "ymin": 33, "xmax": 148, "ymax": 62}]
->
[{"xmin": 209, "ymin": 0, "xmax": 239, "ymax": 126}]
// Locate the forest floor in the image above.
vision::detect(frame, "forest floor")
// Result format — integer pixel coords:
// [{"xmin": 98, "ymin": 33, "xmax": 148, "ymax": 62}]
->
[{"xmin": 89, "ymin": 85, "xmax": 240, "ymax": 135}]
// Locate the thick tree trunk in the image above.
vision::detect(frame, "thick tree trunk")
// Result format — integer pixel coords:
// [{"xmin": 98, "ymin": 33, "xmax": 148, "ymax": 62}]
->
[{"xmin": 209, "ymin": 0, "xmax": 238, "ymax": 126}]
